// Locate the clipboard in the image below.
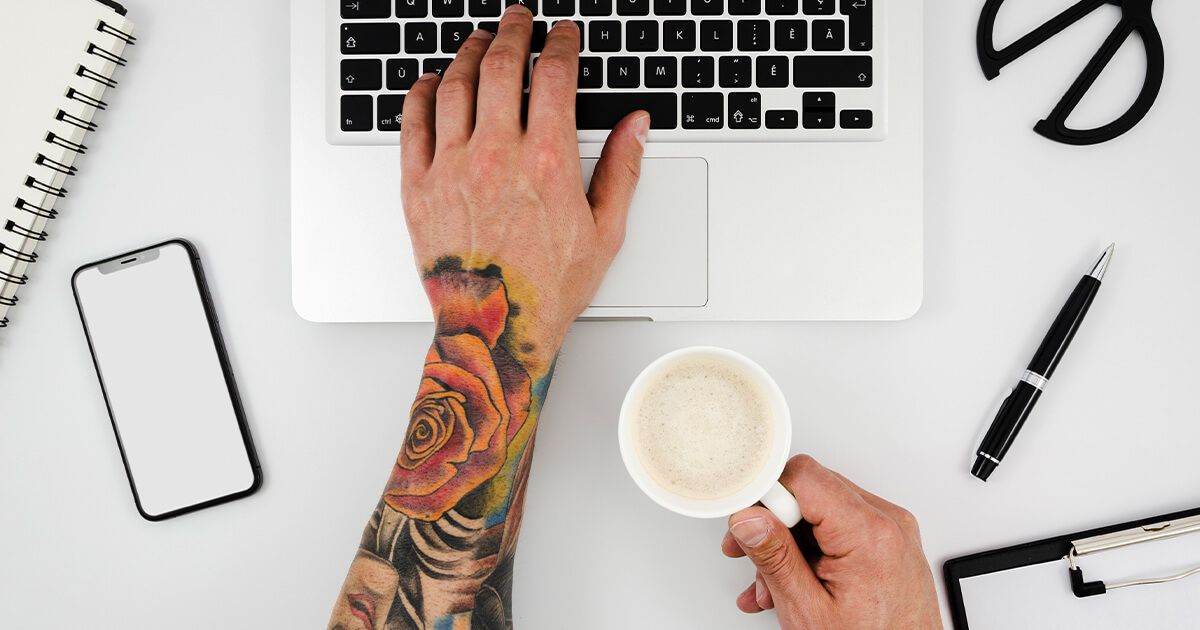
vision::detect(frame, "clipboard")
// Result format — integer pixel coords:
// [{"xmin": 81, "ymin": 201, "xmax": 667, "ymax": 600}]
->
[{"xmin": 944, "ymin": 505, "xmax": 1200, "ymax": 629}]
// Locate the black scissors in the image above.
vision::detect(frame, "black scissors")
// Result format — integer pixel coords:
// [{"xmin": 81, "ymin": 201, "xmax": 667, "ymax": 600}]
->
[{"xmin": 977, "ymin": 0, "xmax": 1164, "ymax": 145}]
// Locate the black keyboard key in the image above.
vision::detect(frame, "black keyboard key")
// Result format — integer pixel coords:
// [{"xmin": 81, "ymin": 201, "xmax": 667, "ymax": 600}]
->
[
  {"xmin": 840, "ymin": 109, "xmax": 873, "ymax": 128},
  {"xmin": 736, "ymin": 20, "xmax": 769, "ymax": 51},
  {"xmin": 755, "ymin": 56, "xmax": 788, "ymax": 87},
  {"xmin": 682, "ymin": 56, "xmax": 714, "ymax": 87},
  {"xmin": 842, "ymin": 0, "xmax": 872, "ymax": 51},
  {"xmin": 405, "ymin": 23, "xmax": 437, "ymax": 53},
  {"xmin": 803, "ymin": 91, "xmax": 834, "ymax": 110},
  {"xmin": 728, "ymin": 92, "xmax": 761, "ymax": 128},
  {"xmin": 341, "ymin": 95, "xmax": 373, "ymax": 131},
  {"xmin": 803, "ymin": 0, "xmax": 833, "ymax": 14},
  {"xmin": 579, "ymin": 56, "xmax": 603, "ymax": 87},
  {"xmin": 682, "ymin": 93, "xmax": 723, "ymax": 129},
  {"xmin": 341, "ymin": 23, "xmax": 401, "ymax": 54},
  {"xmin": 775, "ymin": 20, "xmax": 807, "ymax": 50},
  {"xmin": 527, "ymin": 21, "xmax": 546, "ymax": 50},
  {"xmin": 663, "ymin": 21, "xmax": 696, "ymax": 51},
  {"xmin": 645, "ymin": 56, "xmax": 678, "ymax": 87},
  {"xmin": 691, "ymin": 0, "xmax": 723, "ymax": 15},
  {"xmin": 803, "ymin": 110, "xmax": 834, "ymax": 128},
  {"xmin": 378, "ymin": 94, "xmax": 406, "ymax": 130},
  {"xmin": 423, "ymin": 57, "xmax": 452, "ymax": 76},
  {"xmin": 618, "ymin": 0, "xmax": 651, "ymax": 15},
  {"xmin": 728, "ymin": 0, "xmax": 761, "ymax": 15},
  {"xmin": 718, "ymin": 56, "xmax": 751, "ymax": 87},
  {"xmin": 433, "ymin": 0, "xmax": 465, "ymax": 16},
  {"xmin": 765, "ymin": 0, "xmax": 797, "ymax": 15},
  {"xmin": 793, "ymin": 55, "xmax": 872, "ymax": 87},
  {"xmin": 441, "ymin": 22, "xmax": 474, "ymax": 52},
  {"xmin": 577, "ymin": 92, "xmax": 678, "ymax": 129},
  {"xmin": 544, "ymin": 0, "xmax": 575, "ymax": 15},
  {"xmin": 765, "ymin": 109, "xmax": 798, "ymax": 129},
  {"xmin": 397, "ymin": 0, "xmax": 430, "ymax": 17},
  {"xmin": 580, "ymin": 0, "xmax": 613, "ymax": 15},
  {"xmin": 654, "ymin": 0, "xmax": 687, "ymax": 15},
  {"xmin": 607, "ymin": 57, "xmax": 640, "ymax": 87},
  {"xmin": 387, "ymin": 58, "xmax": 420, "ymax": 90},
  {"xmin": 342, "ymin": 59, "xmax": 383, "ymax": 91},
  {"xmin": 627, "ymin": 21, "xmax": 659, "ymax": 51},
  {"xmin": 589, "ymin": 21, "xmax": 621, "ymax": 51},
  {"xmin": 479, "ymin": 20, "xmax": 500, "ymax": 33},
  {"xmin": 470, "ymin": 0, "xmax": 503, "ymax": 16},
  {"xmin": 699, "ymin": 20, "xmax": 733, "ymax": 52},
  {"xmin": 812, "ymin": 19, "xmax": 844, "ymax": 51},
  {"xmin": 505, "ymin": 0, "xmax": 539, "ymax": 14},
  {"xmin": 343, "ymin": 0, "xmax": 392, "ymax": 18}
]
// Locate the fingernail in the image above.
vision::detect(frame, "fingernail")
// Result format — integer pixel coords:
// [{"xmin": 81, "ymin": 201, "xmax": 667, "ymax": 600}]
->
[
  {"xmin": 553, "ymin": 19, "xmax": 577, "ymax": 30},
  {"xmin": 633, "ymin": 113, "xmax": 650, "ymax": 146},
  {"xmin": 754, "ymin": 575, "xmax": 767, "ymax": 604},
  {"xmin": 418, "ymin": 72, "xmax": 439, "ymax": 81},
  {"xmin": 505, "ymin": 2, "xmax": 531, "ymax": 14},
  {"xmin": 468, "ymin": 28, "xmax": 493, "ymax": 40},
  {"xmin": 730, "ymin": 518, "xmax": 770, "ymax": 548}
]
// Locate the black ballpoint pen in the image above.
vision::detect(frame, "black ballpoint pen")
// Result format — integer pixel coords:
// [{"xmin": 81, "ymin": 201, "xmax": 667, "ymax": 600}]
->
[{"xmin": 972, "ymin": 244, "xmax": 1115, "ymax": 482}]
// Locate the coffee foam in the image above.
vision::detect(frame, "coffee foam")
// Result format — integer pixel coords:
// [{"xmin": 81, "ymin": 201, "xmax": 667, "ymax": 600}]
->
[{"xmin": 632, "ymin": 356, "xmax": 774, "ymax": 501}]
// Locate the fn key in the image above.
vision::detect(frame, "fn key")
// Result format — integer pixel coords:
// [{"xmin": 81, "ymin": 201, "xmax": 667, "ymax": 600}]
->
[{"xmin": 341, "ymin": 95, "xmax": 373, "ymax": 131}]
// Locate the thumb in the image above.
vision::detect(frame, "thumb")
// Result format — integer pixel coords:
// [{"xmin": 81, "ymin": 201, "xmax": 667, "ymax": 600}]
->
[
  {"xmin": 587, "ymin": 110, "xmax": 650, "ymax": 253},
  {"xmin": 729, "ymin": 507, "xmax": 826, "ymax": 613}
]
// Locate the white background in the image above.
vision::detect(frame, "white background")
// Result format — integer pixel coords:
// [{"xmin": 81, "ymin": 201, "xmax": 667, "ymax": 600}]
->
[{"xmin": 2, "ymin": 1, "xmax": 1199, "ymax": 627}]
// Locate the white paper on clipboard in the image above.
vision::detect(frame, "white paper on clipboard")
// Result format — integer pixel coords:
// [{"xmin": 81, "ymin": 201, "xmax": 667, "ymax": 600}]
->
[{"xmin": 959, "ymin": 531, "xmax": 1200, "ymax": 629}]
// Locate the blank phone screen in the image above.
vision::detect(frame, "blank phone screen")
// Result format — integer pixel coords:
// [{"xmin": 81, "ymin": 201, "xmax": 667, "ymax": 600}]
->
[{"xmin": 74, "ymin": 242, "xmax": 256, "ymax": 519}]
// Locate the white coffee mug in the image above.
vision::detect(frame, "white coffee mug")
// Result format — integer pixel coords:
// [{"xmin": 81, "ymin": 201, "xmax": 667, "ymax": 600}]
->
[{"xmin": 618, "ymin": 346, "xmax": 803, "ymax": 527}]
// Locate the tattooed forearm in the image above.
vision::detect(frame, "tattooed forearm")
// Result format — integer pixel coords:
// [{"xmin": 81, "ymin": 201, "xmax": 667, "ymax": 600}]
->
[{"xmin": 330, "ymin": 259, "xmax": 554, "ymax": 630}]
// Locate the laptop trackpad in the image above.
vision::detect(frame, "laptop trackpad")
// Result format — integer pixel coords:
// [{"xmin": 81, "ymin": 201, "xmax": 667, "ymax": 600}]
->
[{"xmin": 583, "ymin": 157, "xmax": 708, "ymax": 308}]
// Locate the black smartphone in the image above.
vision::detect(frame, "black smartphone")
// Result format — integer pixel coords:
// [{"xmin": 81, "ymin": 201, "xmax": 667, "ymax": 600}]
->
[{"xmin": 72, "ymin": 239, "xmax": 261, "ymax": 520}]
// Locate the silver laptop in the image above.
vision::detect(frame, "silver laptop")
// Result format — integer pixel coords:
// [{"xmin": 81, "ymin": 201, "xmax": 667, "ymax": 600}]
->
[{"xmin": 290, "ymin": 0, "xmax": 922, "ymax": 322}]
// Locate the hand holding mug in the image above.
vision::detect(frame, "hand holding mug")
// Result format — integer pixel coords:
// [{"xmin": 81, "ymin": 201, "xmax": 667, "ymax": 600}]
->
[{"xmin": 722, "ymin": 455, "xmax": 942, "ymax": 629}]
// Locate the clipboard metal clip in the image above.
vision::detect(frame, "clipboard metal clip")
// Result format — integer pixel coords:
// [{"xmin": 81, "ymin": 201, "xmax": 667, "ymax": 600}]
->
[{"xmin": 1066, "ymin": 514, "xmax": 1200, "ymax": 598}]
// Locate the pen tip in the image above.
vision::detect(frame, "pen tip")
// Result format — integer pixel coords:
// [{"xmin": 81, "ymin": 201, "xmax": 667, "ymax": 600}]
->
[{"xmin": 1089, "ymin": 244, "xmax": 1115, "ymax": 281}]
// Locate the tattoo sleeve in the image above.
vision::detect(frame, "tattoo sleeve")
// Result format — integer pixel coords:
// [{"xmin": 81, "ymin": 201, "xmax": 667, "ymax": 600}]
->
[{"xmin": 330, "ymin": 259, "xmax": 557, "ymax": 630}]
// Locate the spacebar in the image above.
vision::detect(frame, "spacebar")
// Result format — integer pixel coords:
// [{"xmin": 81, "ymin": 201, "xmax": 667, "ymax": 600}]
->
[{"xmin": 576, "ymin": 93, "xmax": 678, "ymax": 130}]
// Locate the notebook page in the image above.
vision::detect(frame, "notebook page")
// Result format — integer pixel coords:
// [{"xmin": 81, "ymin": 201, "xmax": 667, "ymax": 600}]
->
[
  {"xmin": 960, "ymin": 531, "xmax": 1200, "ymax": 629},
  {"xmin": 0, "ymin": 0, "xmax": 133, "ymax": 319}
]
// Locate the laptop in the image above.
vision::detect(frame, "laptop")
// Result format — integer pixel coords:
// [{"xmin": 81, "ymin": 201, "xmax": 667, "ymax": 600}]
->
[{"xmin": 290, "ymin": 0, "xmax": 922, "ymax": 322}]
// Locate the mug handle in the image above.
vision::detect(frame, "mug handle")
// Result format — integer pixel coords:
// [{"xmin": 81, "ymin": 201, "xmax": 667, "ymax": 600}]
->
[{"xmin": 761, "ymin": 481, "xmax": 802, "ymax": 528}]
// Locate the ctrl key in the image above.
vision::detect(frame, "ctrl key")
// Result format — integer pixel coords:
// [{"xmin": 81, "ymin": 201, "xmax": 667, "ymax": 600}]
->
[
  {"xmin": 378, "ymin": 95, "xmax": 406, "ymax": 131},
  {"xmin": 341, "ymin": 95, "xmax": 373, "ymax": 132}
]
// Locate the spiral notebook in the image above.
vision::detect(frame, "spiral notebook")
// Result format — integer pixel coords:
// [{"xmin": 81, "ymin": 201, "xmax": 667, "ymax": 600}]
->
[{"xmin": 0, "ymin": 0, "xmax": 135, "ymax": 329}]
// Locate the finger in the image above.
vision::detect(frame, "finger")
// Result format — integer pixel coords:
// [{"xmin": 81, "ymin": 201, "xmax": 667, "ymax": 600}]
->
[
  {"xmin": 527, "ymin": 20, "xmax": 580, "ymax": 141},
  {"xmin": 736, "ymin": 583, "xmax": 763, "ymax": 614},
  {"xmin": 476, "ymin": 4, "xmax": 533, "ymax": 136},
  {"xmin": 755, "ymin": 572, "xmax": 775, "ymax": 610},
  {"xmin": 434, "ymin": 29, "xmax": 494, "ymax": 149},
  {"xmin": 778, "ymin": 455, "xmax": 888, "ymax": 559},
  {"xmin": 400, "ymin": 72, "xmax": 440, "ymax": 176},
  {"xmin": 728, "ymin": 506, "xmax": 827, "ymax": 611},
  {"xmin": 587, "ymin": 111, "xmax": 650, "ymax": 254},
  {"xmin": 722, "ymin": 530, "xmax": 746, "ymax": 558}
]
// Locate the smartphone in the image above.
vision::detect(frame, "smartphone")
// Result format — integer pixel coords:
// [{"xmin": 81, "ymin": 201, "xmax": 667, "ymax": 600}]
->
[{"xmin": 72, "ymin": 239, "xmax": 261, "ymax": 520}]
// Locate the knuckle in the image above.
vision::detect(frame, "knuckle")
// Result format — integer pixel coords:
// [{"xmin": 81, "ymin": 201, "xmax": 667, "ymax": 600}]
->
[
  {"xmin": 788, "ymin": 454, "xmax": 822, "ymax": 476},
  {"xmin": 527, "ymin": 141, "xmax": 566, "ymax": 178},
  {"xmin": 481, "ymin": 48, "xmax": 522, "ymax": 74},
  {"xmin": 754, "ymin": 539, "xmax": 795, "ymax": 578},
  {"xmin": 870, "ymin": 515, "xmax": 906, "ymax": 551},
  {"xmin": 436, "ymin": 76, "xmax": 474, "ymax": 100},
  {"xmin": 534, "ymin": 56, "xmax": 573, "ymax": 81},
  {"xmin": 893, "ymin": 507, "xmax": 921, "ymax": 535}
]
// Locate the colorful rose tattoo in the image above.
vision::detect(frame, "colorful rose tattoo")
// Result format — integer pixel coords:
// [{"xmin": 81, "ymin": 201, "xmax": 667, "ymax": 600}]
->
[{"xmin": 331, "ymin": 262, "xmax": 548, "ymax": 630}]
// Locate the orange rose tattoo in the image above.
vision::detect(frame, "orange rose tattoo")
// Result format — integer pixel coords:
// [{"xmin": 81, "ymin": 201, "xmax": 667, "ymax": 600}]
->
[
  {"xmin": 384, "ymin": 269, "xmax": 532, "ymax": 521},
  {"xmin": 332, "ymin": 261, "xmax": 549, "ymax": 630}
]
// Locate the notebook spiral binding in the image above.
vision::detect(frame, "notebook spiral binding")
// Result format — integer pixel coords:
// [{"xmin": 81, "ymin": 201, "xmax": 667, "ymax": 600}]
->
[{"xmin": 0, "ymin": 19, "xmax": 135, "ymax": 329}]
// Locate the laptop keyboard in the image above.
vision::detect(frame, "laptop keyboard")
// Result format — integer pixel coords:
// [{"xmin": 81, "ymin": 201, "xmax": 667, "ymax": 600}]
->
[{"xmin": 332, "ymin": 0, "xmax": 885, "ymax": 143}]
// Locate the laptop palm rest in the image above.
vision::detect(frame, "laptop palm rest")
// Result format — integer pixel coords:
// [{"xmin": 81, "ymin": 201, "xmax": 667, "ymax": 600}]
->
[{"xmin": 582, "ymin": 157, "xmax": 708, "ymax": 309}]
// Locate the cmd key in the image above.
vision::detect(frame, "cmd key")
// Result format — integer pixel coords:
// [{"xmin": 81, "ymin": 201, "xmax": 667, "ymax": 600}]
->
[{"xmin": 577, "ymin": 93, "xmax": 678, "ymax": 129}]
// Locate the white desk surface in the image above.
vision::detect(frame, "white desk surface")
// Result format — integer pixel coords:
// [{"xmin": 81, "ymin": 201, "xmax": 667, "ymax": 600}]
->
[{"xmin": 3, "ymin": 1, "xmax": 1198, "ymax": 628}]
